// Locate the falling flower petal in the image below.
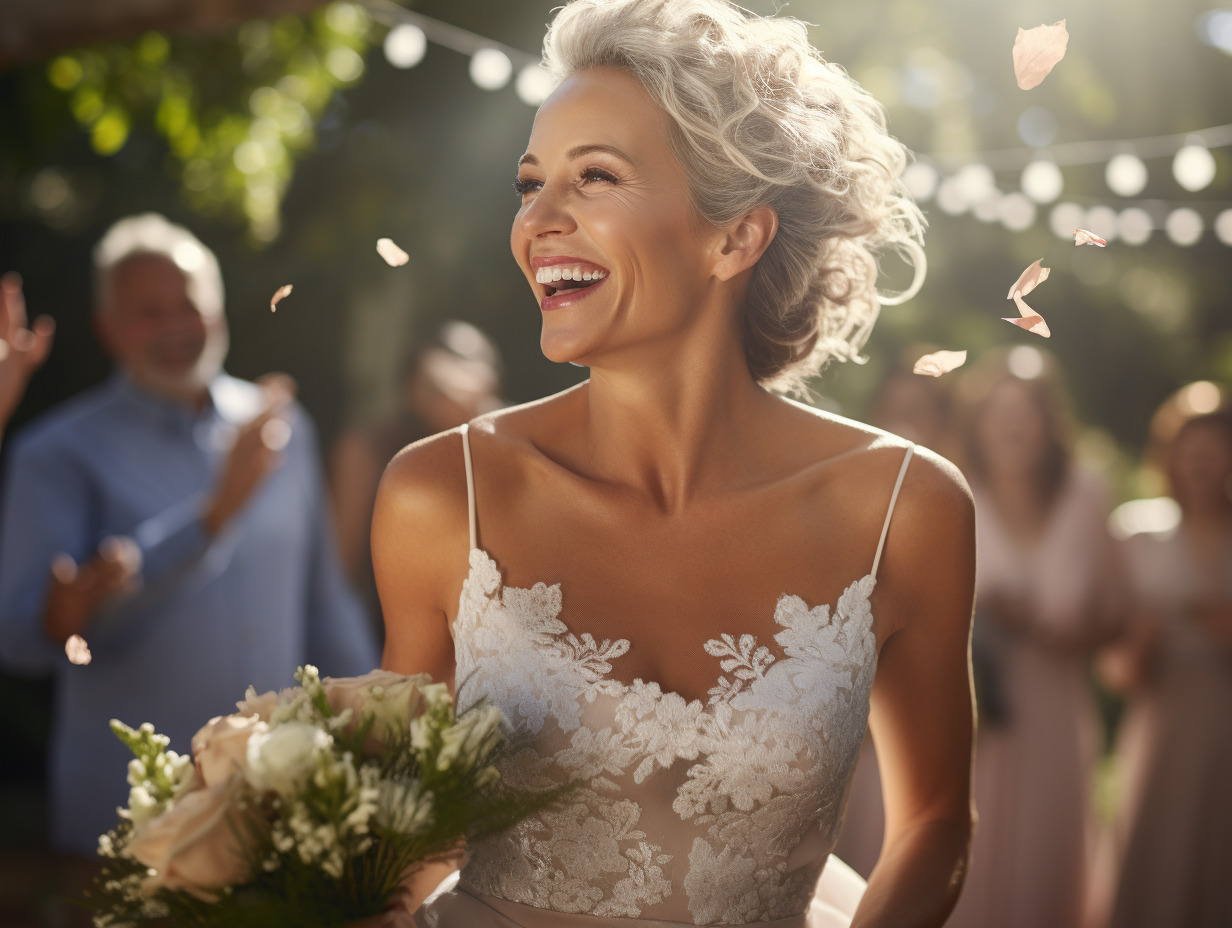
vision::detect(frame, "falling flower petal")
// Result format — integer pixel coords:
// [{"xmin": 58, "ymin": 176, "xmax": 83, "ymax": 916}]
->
[
  {"xmin": 1007, "ymin": 260, "xmax": 1051, "ymax": 300},
  {"xmin": 376, "ymin": 238, "xmax": 410, "ymax": 267},
  {"xmin": 1003, "ymin": 312, "xmax": 1051, "ymax": 338},
  {"xmin": 1073, "ymin": 228, "xmax": 1107, "ymax": 247},
  {"xmin": 1013, "ymin": 20, "xmax": 1069, "ymax": 91},
  {"xmin": 913, "ymin": 349, "xmax": 968, "ymax": 377},
  {"xmin": 269, "ymin": 284, "xmax": 293, "ymax": 312},
  {"xmin": 65, "ymin": 634, "xmax": 92, "ymax": 665}
]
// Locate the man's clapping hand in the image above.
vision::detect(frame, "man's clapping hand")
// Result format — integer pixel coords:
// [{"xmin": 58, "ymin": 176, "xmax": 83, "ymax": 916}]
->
[
  {"xmin": 202, "ymin": 374, "xmax": 296, "ymax": 537},
  {"xmin": 42, "ymin": 537, "xmax": 142, "ymax": 643}
]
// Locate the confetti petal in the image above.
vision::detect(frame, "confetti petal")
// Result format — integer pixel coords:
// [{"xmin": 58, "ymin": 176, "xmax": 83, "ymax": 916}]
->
[
  {"xmin": 1073, "ymin": 228, "xmax": 1107, "ymax": 247},
  {"xmin": 65, "ymin": 633, "xmax": 92, "ymax": 666},
  {"xmin": 912, "ymin": 349, "xmax": 968, "ymax": 377},
  {"xmin": 1003, "ymin": 295, "xmax": 1051, "ymax": 337},
  {"xmin": 376, "ymin": 238, "xmax": 410, "ymax": 267},
  {"xmin": 269, "ymin": 284, "xmax": 293, "ymax": 312},
  {"xmin": 1013, "ymin": 20, "xmax": 1069, "ymax": 91},
  {"xmin": 1007, "ymin": 259, "xmax": 1051, "ymax": 300}
]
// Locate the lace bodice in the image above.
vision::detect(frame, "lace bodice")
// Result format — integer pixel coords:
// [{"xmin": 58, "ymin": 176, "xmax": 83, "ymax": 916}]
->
[{"xmin": 450, "ymin": 426, "xmax": 911, "ymax": 925}]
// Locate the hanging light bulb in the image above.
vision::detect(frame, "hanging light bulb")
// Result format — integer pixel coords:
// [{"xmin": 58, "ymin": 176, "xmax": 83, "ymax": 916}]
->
[
  {"xmin": 469, "ymin": 48, "xmax": 513, "ymax": 90},
  {"xmin": 999, "ymin": 192, "xmax": 1037, "ymax": 231},
  {"xmin": 1172, "ymin": 144, "xmax": 1216, "ymax": 192},
  {"xmin": 1215, "ymin": 209, "xmax": 1232, "ymax": 247},
  {"xmin": 1118, "ymin": 208, "xmax": 1154, "ymax": 246},
  {"xmin": 1105, "ymin": 153, "xmax": 1148, "ymax": 197},
  {"xmin": 515, "ymin": 64, "xmax": 555, "ymax": 105},
  {"xmin": 1049, "ymin": 202, "xmax": 1085, "ymax": 239},
  {"xmin": 384, "ymin": 24, "xmax": 426, "ymax": 69},
  {"xmin": 1020, "ymin": 160, "xmax": 1063, "ymax": 204},
  {"xmin": 1085, "ymin": 206, "xmax": 1119, "ymax": 244},
  {"xmin": 901, "ymin": 162, "xmax": 939, "ymax": 202},
  {"xmin": 1164, "ymin": 208, "xmax": 1204, "ymax": 246},
  {"xmin": 955, "ymin": 163, "xmax": 996, "ymax": 203},
  {"xmin": 935, "ymin": 176, "xmax": 968, "ymax": 215}
]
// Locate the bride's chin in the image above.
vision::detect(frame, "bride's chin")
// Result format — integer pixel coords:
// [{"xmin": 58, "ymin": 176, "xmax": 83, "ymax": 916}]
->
[{"xmin": 539, "ymin": 328, "xmax": 595, "ymax": 367}]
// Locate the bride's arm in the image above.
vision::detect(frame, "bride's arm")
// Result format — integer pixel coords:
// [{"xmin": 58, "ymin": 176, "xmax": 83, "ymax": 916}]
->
[
  {"xmin": 852, "ymin": 450, "xmax": 977, "ymax": 928},
  {"xmin": 357, "ymin": 430, "xmax": 475, "ymax": 923}
]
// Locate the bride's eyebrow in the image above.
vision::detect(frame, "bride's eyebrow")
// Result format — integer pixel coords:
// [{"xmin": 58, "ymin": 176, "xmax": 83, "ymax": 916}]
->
[{"xmin": 517, "ymin": 144, "xmax": 636, "ymax": 169}]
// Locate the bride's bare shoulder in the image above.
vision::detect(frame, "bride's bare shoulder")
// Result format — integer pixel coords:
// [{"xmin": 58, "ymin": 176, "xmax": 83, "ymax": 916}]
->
[{"xmin": 375, "ymin": 387, "xmax": 581, "ymax": 525}]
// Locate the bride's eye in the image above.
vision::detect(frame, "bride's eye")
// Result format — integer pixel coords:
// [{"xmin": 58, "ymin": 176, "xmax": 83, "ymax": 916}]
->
[
  {"xmin": 513, "ymin": 175, "xmax": 542, "ymax": 197},
  {"xmin": 580, "ymin": 167, "xmax": 618, "ymax": 185}
]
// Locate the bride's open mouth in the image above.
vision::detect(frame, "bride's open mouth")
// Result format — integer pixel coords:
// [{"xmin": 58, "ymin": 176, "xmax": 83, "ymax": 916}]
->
[{"xmin": 534, "ymin": 260, "xmax": 610, "ymax": 311}]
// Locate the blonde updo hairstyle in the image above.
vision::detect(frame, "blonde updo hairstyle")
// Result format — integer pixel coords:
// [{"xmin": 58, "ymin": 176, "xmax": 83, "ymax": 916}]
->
[{"xmin": 541, "ymin": 0, "xmax": 926, "ymax": 394}]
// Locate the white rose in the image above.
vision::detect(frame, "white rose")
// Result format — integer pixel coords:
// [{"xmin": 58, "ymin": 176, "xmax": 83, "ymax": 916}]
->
[{"xmin": 245, "ymin": 722, "xmax": 332, "ymax": 797}]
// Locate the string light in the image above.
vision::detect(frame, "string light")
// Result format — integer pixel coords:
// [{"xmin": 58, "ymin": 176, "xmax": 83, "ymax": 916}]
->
[
  {"xmin": 383, "ymin": 24, "xmax": 426, "ymax": 69},
  {"xmin": 1173, "ymin": 143, "xmax": 1217, "ymax": 192},
  {"xmin": 469, "ymin": 48, "xmax": 512, "ymax": 90},
  {"xmin": 1106, "ymin": 153, "xmax": 1149, "ymax": 197},
  {"xmin": 1216, "ymin": 209, "xmax": 1232, "ymax": 246},
  {"xmin": 1118, "ymin": 208, "xmax": 1154, "ymax": 246},
  {"xmin": 515, "ymin": 65, "xmax": 554, "ymax": 105},
  {"xmin": 1049, "ymin": 202, "xmax": 1085, "ymax": 239},
  {"xmin": 1085, "ymin": 206, "xmax": 1119, "ymax": 243},
  {"xmin": 1021, "ymin": 159, "xmax": 1063, "ymax": 203},
  {"xmin": 1165, "ymin": 208, "xmax": 1204, "ymax": 246}
]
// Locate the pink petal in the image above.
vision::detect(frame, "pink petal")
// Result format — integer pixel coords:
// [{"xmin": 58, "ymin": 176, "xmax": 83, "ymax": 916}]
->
[
  {"xmin": 1007, "ymin": 260, "xmax": 1051, "ymax": 300},
  {"xmin": 269, "ymin": 284, "xmax": 293, "ymax": 312},
  {"xmin": 1002, "ymin": 313, "xmax": 1051, "ymax": 338},
  {"xmin": 65, "ymin": 634, "xmax": 92, "ymax": 666},
  {"xmin": 912, "ymin": 349, "xmax": 968, "ymax": 377},
  {"xmin": 1013, "ymin": 20, "xmax": 1069, "ymax": 90},
  {"xmin": 1073, "ymin": 228, "xmax": 1107, "ymax": 247},
  {"xmin": 376, "ymin": 238, "xmax": 410, "ymax": 267}
]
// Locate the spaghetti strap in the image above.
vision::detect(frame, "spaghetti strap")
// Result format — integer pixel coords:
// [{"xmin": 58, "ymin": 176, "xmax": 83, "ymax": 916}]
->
[
  {"xmin": 461, "ymin": 423, "xmax": 477, "ymax": 551},
  {"xmin": 871, "ymin": 444, "xmax": 914, "ymax": 580}
]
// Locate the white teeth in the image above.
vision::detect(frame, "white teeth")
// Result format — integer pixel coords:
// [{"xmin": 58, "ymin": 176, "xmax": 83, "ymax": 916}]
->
[{"xmin": 534, "ymin": 265, "xmax": 608, "ymax": 285}]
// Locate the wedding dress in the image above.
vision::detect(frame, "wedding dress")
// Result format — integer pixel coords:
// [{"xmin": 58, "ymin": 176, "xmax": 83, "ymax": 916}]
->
[{"xmin": 415, "ymin": 425, "xmax": 915, "ymax": 927}]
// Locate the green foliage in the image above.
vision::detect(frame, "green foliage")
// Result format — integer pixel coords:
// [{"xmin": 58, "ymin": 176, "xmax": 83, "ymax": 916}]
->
[{"xmin": 43, "ymin": 3, "xmax": 375, "ymax": 243}]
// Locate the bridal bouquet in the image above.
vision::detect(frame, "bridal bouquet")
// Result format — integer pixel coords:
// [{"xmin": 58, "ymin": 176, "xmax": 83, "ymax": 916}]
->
[{"xmin": 89, "ymin": 666, "xmax": 549, "ymax": 927}]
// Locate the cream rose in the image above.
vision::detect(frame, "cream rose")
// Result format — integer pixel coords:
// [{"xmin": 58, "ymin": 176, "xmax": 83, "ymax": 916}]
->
[
  {"xmin": 322, "ymin": 670, "xmax": 430, "ymax": 754},
  {"xmin": 191, "ymin": 714, "xmax": 268, "ymax": 788},
  {"xmin": 127, "ymin": 779, "xmax": 256, "ymax": 900}
]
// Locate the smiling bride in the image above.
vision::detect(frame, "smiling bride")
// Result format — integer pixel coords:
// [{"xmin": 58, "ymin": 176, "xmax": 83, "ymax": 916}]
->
[{"xmin": 366, "ymin": 1, "xmax": 976, "ymax": 926}]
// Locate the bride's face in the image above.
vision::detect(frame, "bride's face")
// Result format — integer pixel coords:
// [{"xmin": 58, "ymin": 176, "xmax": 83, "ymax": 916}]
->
[{"xmin": 511, "ymin": 67, "xmax": 721, "ymax": 367}]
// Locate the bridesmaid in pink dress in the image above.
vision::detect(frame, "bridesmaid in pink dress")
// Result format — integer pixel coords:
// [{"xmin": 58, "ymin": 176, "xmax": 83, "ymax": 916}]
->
[
  {"xmin": 1095, "ymin": 393, "xmax": 1232, "ymax": 928},
  {"xmin": 945, "ymin": 348, "xmax": 1124, "ymax": 928}
]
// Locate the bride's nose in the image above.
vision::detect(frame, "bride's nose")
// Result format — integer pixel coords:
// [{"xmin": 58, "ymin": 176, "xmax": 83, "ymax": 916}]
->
[{"xmin": 513, "ymin": 183, "xmax": 578, "ymax": 241}]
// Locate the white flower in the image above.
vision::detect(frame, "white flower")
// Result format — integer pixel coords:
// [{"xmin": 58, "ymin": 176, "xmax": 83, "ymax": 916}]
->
[
  {"xmin": 125, "ymin": 784, "xmax": 161, "ymax": 828},
  {"xmin": 374, "ymin": 780, "xmax": 434, "ymax": 835},
  {"xmin": 245, "ymin": 721, "xmax": 332, "ymax": 797},
  {"xmin": 436, "ymin": 703, "xmax": 502, "ymax": 772}
]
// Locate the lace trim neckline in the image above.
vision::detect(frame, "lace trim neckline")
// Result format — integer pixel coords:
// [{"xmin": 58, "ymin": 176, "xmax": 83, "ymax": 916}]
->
[{"xmin": 454, "ymin": 545, "xmax": 880, "ymax": 708}]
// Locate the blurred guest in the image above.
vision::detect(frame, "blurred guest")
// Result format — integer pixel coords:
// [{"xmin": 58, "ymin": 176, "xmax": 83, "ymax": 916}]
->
[
  {"xmin": 0, "ymin": 214, "xmax": 377, "ymax": 872},
  {"xmin": 1094, "ymin": 389, "xmax": 1232, "ymax": 928},
  {"xmin": 834, "ymin": 359, "xmax": 957, "ymax": 878},
  {"xmin": 0, "ymin": 272, "xmax": 55, "ymax": 445},
  {"xmin": 329, "ymin": 321, "xmax": 501, "ymax": 624},
  {"xmin": 946, "ymin": 346, "xmax": 1124, "ymax": 928}
]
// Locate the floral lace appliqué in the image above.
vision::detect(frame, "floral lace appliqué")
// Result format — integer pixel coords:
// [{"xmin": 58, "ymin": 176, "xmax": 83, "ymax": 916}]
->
[{"xmin": 453, "ymin": 549, "xmax": 876, "ymax": 925}]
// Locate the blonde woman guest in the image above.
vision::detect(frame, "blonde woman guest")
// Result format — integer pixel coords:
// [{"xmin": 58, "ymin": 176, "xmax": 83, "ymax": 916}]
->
[
  {"xmin": 1096, "ymin": 394, "xmax": 1232, "ymax": 928},
  {"xmin": 946, "ymin": 349, "xmax": 1124, "ymax": 928},
  {"xmin": 363, "ymin": 2, "xmax": 978, "ymax": 926}
]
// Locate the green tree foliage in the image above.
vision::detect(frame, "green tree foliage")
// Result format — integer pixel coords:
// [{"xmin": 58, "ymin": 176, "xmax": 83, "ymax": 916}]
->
[{"xmin": 40, "ymin": 3, "xmax": 374, "ymax": 242}]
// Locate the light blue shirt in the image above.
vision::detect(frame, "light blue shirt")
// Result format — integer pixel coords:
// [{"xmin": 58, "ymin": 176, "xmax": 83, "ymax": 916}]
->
[{"xmin": 0, "ymin": 372, "xmax": 379, "ymax": 855}]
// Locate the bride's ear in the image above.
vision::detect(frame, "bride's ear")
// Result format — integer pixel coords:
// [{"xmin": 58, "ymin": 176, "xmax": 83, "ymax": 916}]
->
[{"xmin": 712, "ymin": 206, "xmax": 778, "ymax": 282}]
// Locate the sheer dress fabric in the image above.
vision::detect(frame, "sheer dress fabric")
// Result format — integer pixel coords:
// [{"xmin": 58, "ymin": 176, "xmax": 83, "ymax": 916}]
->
[{"xmin": 415, "ymin": 425, "xmax": 914, "ymax": 927}]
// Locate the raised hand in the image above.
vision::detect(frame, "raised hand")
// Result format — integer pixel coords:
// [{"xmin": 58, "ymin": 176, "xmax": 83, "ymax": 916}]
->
[
  {"xmin": 42, "ymin": 536, "xmax": 142, "ymax": 643},
  {"xmin": 0, "ymin": 272, "xmax": 55, "ymax": 432},
  {"xmin": 202, "ymin": 376, "xmax": 296, "ymax": 537}
]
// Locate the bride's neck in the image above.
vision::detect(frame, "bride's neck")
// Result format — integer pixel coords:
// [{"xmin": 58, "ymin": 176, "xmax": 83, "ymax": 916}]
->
[{"xmin": 576, "ymin": 337, "xmax": 775, "ymax": 511}]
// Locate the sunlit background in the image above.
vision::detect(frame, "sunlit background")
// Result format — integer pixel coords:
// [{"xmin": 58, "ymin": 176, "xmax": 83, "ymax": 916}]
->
[{"xmin": 0, "ymin": 0, "xmax": 1230, "ymax": 914}]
